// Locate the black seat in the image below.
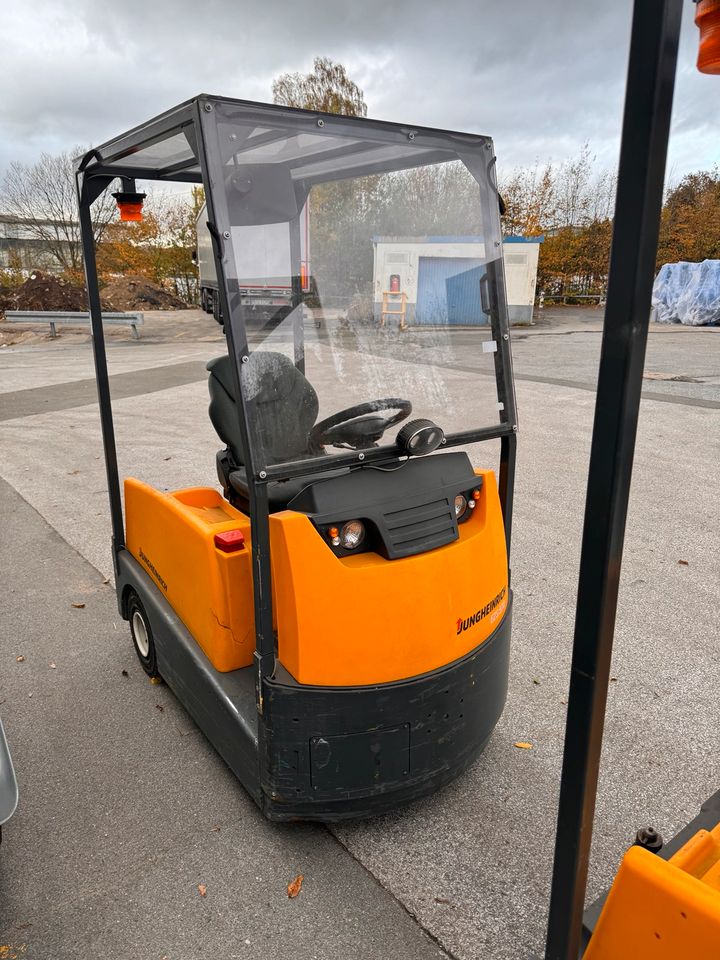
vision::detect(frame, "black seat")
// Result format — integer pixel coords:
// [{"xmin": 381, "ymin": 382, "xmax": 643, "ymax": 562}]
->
[{"xmin": 207, "ymin": 353, "xmax": 345, "ymax": 510}]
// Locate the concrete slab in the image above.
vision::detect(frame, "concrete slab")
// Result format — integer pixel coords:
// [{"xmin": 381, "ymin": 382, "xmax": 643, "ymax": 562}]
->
[{"xmin": 0, "ymin": 478, "xmax": 447, "ymax": 960}]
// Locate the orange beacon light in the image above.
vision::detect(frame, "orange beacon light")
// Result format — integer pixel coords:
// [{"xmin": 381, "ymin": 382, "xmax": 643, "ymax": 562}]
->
[{"xmin": 696, "ymin": 0, "xmax": 720, "ymax": 73}]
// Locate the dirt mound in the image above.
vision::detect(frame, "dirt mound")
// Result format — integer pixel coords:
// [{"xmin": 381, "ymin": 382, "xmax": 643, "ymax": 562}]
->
[
  {"xmin": 100, "ymin": 276, "xmax": 189, "ymax": 310},
  {"xmin": 0, "ymin": 285, "xmax": 15, "ymax": 313},
  {"xmin": 12, "ymin": 271, "xmax": 95, "ymax": 312}
]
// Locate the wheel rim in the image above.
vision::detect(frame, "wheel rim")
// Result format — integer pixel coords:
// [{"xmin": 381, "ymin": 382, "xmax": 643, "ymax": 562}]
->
[{"xmin": 131, "ymin": 609, "xmax": 150, "ymax": 658}]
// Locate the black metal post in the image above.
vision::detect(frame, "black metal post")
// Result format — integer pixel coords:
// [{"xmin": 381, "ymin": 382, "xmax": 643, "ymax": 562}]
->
[
  {"xmin": 76, "ymin": 168, "xmax": 126, "ymax": 568},
  {"xmin": 498, "ymin": 433, "xmax": 516, "ymax": 565},
  {"xmin": 194, "ymin": 102, "xmax": 277, "ymax": 708},
  {"xmin": 544, "ymin": 1, "xmax": 682, "ymax": 958},
  {"xmin": 462, "ymin": 147, "xmax": 518, "ymax": 561}
]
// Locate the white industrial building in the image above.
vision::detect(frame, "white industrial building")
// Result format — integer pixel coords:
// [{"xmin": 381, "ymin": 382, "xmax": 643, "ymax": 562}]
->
[{"xmin": 372, "ymin": 235, "xmax": 542, "ymax": 326}]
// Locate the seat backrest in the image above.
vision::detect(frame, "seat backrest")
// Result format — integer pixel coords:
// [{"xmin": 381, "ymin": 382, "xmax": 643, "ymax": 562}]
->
[{"xmin": 207, "ymin": 352, "xmax": 319, "ymax": 465}]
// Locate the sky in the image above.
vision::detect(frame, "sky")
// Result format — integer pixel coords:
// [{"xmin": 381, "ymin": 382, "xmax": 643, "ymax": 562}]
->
[{"xmin": 1, "ymin": 0, "xmax": 718, "ymax": 189}]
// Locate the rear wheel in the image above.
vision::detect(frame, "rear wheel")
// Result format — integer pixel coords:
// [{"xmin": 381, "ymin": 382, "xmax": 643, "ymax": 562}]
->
[
  {"xmin": 211, "ymin": 290, "xmax": 223, "ymax": 326},
  {"xmin": 127, "ymin": 591, "xmax": 160, "ymax": 679}
]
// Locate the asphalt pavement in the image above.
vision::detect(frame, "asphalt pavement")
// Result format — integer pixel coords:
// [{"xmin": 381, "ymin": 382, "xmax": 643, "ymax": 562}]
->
[{"xmin": 0, "ymin": 307, "xmax": 718, "ymax": 959}]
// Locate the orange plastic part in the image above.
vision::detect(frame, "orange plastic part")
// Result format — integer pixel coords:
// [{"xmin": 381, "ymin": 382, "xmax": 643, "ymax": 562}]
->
[
  {"xmin": 269, "ymin": 468, "xmax": 508, "ymax": 686},
  {"xmin": 124, "ymin": 479, "xmax": 254, "ymax": 671},
  {"xmin": 584, "ymin": 824, "xmax": 720, "ymax": 958},
  {"xmin": 696, "ymin": 0, "xmax": 720, "ymax": 74}
]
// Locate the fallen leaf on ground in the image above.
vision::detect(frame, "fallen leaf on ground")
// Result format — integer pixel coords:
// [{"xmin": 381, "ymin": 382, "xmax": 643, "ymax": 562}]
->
[
  {"xmin": 102, "ymin": 578, "xmax": 110, "ymax": 585},
  {"xmin": 49, "ymin": 662, "xmax": 56, "ymax": 669},
  {"xmin": 287, "ymin": 875, "xmax": 304, "ymax": 898},
  {"xmin": 610, "ymin": 677, "xmax": 618, "ymax": 682},
  {"xmin": 532, "ymin": 678, "xmax": 541, "ymax": 685},
  {"xmin": 211, "ymin": 825, "xmax": 221, "ymax": 832},
  {"xmin": 68, "ymin": 469, "xmax": 81, "ymax": 475},
  {"xmin": 155, "ymin": 704, "xmax": 164, "ymax": 712},
  {"xmin": 434, "ymin": 897, "xmax": 451, "ymax": 905},
  {"xmin": 150, "ymin": 676, "xmax": 162, "ymax": 685},
  {"xmin": 198, "ymin": 884, "xmax": 207, "ymax": 897},
  {"xmin": 121, "ymin": 669, "xmax": 129, "ymax": 678},
  {"xmin": 513, "ymin": 741, "xmax": 533, "ymax": 750},
  {"xmin": 15, "ymin": 656, "xmax": 25, "ymax": 663},
  {"xmin": 71, "ymin": 602, "xmax": 85, "ymax": 609},
  {"xmin": 678, "ymin": 559, "xmax": 689, "ymax": 566}
]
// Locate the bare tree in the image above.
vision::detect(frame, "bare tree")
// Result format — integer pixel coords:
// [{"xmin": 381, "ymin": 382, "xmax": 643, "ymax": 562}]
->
[
  {"xmin": 272, "ymin": 57, "xmax": 367, "ymax": 116},
  {"xmin": 588, "ymin": 168, "xmax": 618, "ymax": 223},
  {"xmin": 499, "ymin": 161, "xmax": 557, "ymax": 235},
  {"xmin": 0, "ymin": 149, "xmax": 117, "ymax": 273},
  {"xmin": 554, "ymin": 142, "xmax": 594, "ymax": 228}
]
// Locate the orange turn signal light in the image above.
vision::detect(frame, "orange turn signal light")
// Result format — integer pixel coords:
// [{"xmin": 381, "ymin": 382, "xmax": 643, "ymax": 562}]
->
[
  {"xmin": 472, "ymin": 488, "xmax": 481, "ymax": 500},
  {"xmin": 214, "ymin": 529, "xmax": 246, "ymax": 552},
  {"xmin": 112, "ymin": 191, "xmax": 147, "ymax": 222},
  {"xmin": 696, "ymin": 0, "xmax": 720, "ymax": 74},
  {"xmin": 328, "ymin": 526, "xmax": 339, "ymax": 539}
]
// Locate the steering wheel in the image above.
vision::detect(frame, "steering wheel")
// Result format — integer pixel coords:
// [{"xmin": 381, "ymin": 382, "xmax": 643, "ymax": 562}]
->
[{"xmin": 308, "ymin": 399, "xmax": 412, "ymax": 453}]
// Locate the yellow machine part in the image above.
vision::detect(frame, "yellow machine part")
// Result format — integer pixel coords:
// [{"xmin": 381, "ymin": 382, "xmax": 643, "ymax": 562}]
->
[
  {"xmin": 124, "ymin": 479, "xmax": 254, "ymax": 672},
  {"xmin": 269, "ymin": 468, "xmax": 508, "ymax": 686},
  {"xmin": 584, "ymin": 824, "xmax": 720, "ymax": 958},
  {"xmin": 125, "ymin": 468, "xmax": 507, "ymax": 685}
]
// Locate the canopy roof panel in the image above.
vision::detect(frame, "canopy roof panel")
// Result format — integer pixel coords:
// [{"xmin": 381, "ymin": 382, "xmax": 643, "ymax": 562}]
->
[{"xmin": 75, "ymin": 95, "xmax": 492, "ymax": 187}]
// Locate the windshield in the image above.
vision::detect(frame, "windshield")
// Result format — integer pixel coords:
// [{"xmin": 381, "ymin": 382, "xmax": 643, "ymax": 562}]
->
[{"xmin": 204, "ymin": 102, "xmax": 512, "ymax": 475}]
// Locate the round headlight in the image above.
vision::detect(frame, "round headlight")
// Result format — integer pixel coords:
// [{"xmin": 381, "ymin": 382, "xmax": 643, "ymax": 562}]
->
[
  {"xmin": 454, "ymin": 494, "xmax": 468, "ymax": 518},
  {"xmin": 340, "ymin": 520, "xmax": 365, "ymax": 550}
]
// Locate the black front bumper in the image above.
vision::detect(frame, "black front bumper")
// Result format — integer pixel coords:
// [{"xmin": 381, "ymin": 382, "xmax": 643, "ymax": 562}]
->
[{"xmin": 261, "ymin": 596, "xmax": 512, "ymax": 821}]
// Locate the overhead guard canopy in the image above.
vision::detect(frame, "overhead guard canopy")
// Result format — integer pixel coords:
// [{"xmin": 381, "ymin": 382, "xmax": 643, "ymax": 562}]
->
[{"xmin": 75, "ymin": 95, "xmax": 492, "ymax": 206}]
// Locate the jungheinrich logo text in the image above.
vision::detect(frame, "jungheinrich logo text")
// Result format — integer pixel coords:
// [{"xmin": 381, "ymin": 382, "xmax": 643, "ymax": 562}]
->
[
  {"xmin": 139, "ymin": 549, "xmax": 168, "ymax": 592},
  {"xmin": 456, "ymin": 587, "xmax": 507, "ymax": 635}
]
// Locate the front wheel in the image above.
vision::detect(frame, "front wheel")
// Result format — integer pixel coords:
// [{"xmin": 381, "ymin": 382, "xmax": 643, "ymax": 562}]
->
[{"xmin": 127, "ymin": 591, "xmax": 161, "ymax": 679}]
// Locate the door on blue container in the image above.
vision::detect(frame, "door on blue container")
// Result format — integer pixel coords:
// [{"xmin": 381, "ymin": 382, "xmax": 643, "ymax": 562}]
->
[{"xmin": 415, "ymin": 257, "xmax": 488, "ymax": 325}]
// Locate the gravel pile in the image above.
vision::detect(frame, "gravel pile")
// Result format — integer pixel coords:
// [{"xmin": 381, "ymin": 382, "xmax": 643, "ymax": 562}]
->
[{"xmin": 100, "ymin": 276, "xmax": 189, "ymax": 310}]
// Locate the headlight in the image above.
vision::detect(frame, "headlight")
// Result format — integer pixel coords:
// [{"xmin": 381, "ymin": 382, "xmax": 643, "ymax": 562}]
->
[
  {"xmin": 340, "ymin": 520, "xmax": 365, "ymax": 550},
  {"xmin": 454, "ymin": 494, "xmax": 468, "ymax": 519}
]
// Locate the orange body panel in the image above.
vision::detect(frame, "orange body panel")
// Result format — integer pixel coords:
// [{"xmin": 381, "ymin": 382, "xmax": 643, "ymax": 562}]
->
[
  {"xmin": 124, "ymin": 480, "xmax": 254, "ymax": 672},
  {"xmin": 585, "ymin": 825, "xmax": 720, "ymax": 958},
  {"xmin": 125, "ymin": 468, "xmax": 507, "ymax": 685},
  {"xmin": 269, "ymin": 469, "xmax": 508, "ymax": 686}
]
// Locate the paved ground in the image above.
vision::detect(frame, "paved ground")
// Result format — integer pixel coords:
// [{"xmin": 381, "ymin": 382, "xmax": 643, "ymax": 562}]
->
[{"xmin": 0, "ymin": 307, "xmax": 718, "ymax": 959}]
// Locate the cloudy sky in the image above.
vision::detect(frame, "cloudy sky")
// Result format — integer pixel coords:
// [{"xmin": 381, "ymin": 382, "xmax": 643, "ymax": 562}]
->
[{"xmin": 2, "ymin": 0, "xmax": 718, "ymax": 185}]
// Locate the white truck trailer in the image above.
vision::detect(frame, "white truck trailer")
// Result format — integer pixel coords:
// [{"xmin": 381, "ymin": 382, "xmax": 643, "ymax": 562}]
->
[{"xmin": 196, "ymin": 202, "xmax": 310, "ymax": 325}]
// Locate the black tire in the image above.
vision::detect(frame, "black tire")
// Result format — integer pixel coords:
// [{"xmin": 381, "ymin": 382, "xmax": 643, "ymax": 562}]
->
[
  {"xmin": 211, "ymin": 290, "xmax": 223, "ymax": 326},
  {"xmin": 127, "ymin": 591, "xmax": 161, "ymax": 679}
]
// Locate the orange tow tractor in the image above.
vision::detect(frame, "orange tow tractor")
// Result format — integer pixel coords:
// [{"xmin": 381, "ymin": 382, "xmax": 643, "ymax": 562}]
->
[{"xmin": 76, "ymin": 97, "xmax": 517, "ymax": 820}]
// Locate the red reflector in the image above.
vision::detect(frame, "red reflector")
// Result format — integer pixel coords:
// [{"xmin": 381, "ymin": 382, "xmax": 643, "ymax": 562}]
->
[{"xmin": 214, "ymin": 529, "xmax": 245, "ymax": 552}]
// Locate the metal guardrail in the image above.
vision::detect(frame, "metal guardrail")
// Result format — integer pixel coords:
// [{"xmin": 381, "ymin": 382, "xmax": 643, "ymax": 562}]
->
[{"xmin": 3, "ymin": 310, "xmax": 144, "ymax": 340}]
